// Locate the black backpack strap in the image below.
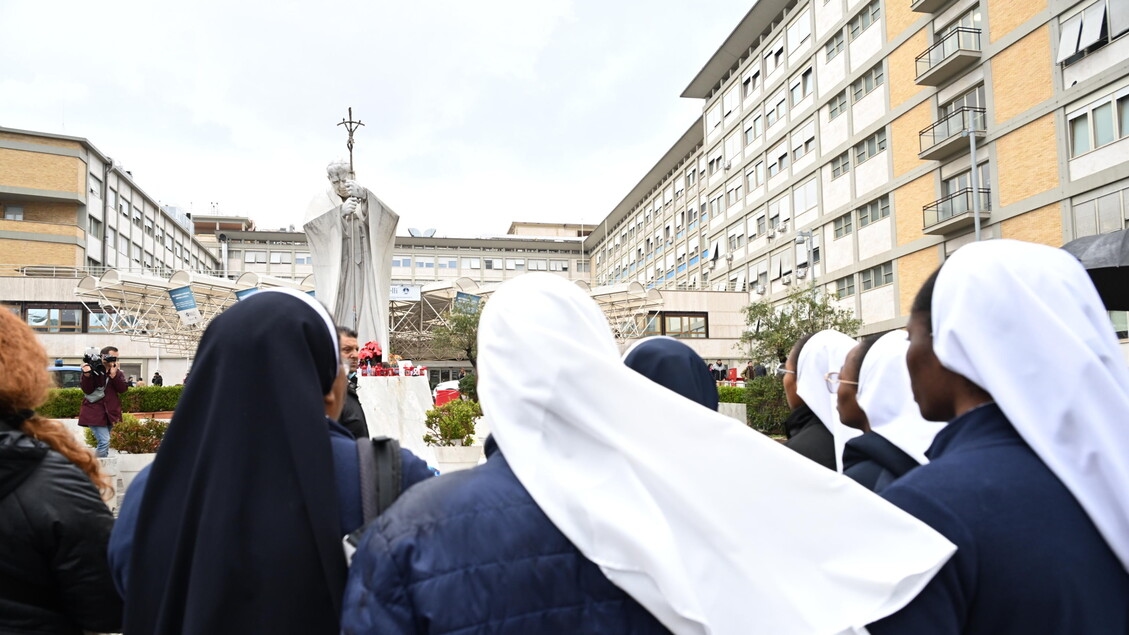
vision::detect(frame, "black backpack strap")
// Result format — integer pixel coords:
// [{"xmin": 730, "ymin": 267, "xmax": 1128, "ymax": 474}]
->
[{"xmin": 355, "ymin": 435, "xmax": 403, "ymax": 526}]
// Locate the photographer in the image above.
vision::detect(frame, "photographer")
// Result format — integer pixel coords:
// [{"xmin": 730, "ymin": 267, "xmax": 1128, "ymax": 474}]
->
[{"xmin": 79, "ymin": 346, "xmax": 128, "ymax": 458}]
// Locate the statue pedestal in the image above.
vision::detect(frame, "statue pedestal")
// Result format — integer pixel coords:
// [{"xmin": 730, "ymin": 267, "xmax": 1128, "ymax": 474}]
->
[{"xmin": 356, "ymin": 376, "xmax": 439, "ymax": 468}]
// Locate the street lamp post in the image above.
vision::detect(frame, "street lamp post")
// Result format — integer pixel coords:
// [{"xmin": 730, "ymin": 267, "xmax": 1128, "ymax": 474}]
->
[{"xmin": 962, "ymin": 110, "xmax": 985, "ymax": 241}]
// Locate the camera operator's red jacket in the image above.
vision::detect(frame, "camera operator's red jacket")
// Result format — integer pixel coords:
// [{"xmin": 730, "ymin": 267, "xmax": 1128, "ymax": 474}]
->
[{"xmin": 78, "ymin": 370, "xmax": 128, "ymax": 428}]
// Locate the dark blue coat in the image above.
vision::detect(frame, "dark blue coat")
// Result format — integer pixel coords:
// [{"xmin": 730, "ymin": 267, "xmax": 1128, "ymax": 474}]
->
[
  {"xmin": 108, "ymin": 418, "xmax": 433, "ymax": 598},
  {"xmin": 341, "ymin": 436, "xmax": 671, "ymax": 634},
  {"xmin": 869, "ymin": 403, "xmax": 1129, "ymax": 634},
  {"xmin": 841, "ymin": 431, "xmax": 920, "ymax": 492}
]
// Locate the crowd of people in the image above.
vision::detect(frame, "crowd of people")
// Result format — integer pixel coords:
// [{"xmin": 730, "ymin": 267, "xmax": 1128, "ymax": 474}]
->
[{"xmin": 1, "ymin": 239, "xmax": 1127, "ymax": 634}]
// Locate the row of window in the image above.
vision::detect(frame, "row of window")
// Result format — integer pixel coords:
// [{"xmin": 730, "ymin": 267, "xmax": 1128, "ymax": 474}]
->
[
  {"xmin": 834, "ymin": 262, "xmax": 894, "ymax": 299},
  {"xmin": 641, "ymin": 311, "xmax": 709, "ymax": 339},
  {"xmin": 391, "ymin": 256, "xmax": 586, "ymax": 273},
  {"xmin": 1069, "ymin": 91, "xmax": 1129, "ymax": 157},
  {"xmin": 4, "ymin": 303, "xmax": 111, "ymax": 334},
  {"xmin": 831, "ymin": 129, "xmax": 888, "ymax": 179},
  {"xmin": 833, "ymin": 195, "xmax": 892, "ymax": 239}
]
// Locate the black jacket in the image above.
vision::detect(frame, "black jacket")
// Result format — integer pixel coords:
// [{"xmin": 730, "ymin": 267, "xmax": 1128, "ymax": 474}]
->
[
  {"xmin": 0, "ymin": 426, "xmax": 123, "ymax": 634},
  {"xmin": 339, "ymin": 379, "xmax": 369, "ymax": 440},
  {"xmin": 841, "ymin": 431, "xmax": 920, "ymax": 492},
  {"xmin": 781, "ymin": 403, "xmax": 836, "ymax": 471}
]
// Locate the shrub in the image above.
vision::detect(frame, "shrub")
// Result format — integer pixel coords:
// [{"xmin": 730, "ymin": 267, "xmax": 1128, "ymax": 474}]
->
[
  {"xmin": 423, "ymin": 399, "xmax": 480, "ymax": 447},
  {"xmin": 458, "ymin": 372, "xmax": 478, "ymax": 402},
  {"xmin": 717, "ymin": 385, "xmax": 746, "ymax": 404},
  {"xmin": 38, "ymin": 388, "xmax": 85, "ymax": 418},
  {"xmin": 40, "ymin": 385, "xmax": 183, "ymax": 418},
  {"xmin": 85, "ymin": 413, "xmax": 169, "ymax": 454},
  {"xmin": 745, "ymin": 375, "xmax": 790, "ymax": 436}
]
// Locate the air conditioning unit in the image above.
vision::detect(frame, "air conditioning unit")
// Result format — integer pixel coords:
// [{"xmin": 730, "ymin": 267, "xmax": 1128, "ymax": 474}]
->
[
  {"xmin": 767, "ymin": 228, "xmax": 776, "ymax": 239},
  {"xmin": 723, "ymin": 160, "xmax": 733, "ymax": 171},
  {"xmin": 796, "ymin": 266, "xmax": 808, "ymax": 279},
  {"xmin": 755, "ymin": 284, "xmax": 767, "ymax": 295},
  {"xmin": 777, "ymin": 221, "xmax": 788, "ymax": 232},
  {"xmin": 781, "ymin": 274, "xmax": 793, "ymax": 285},
  {"xmin": 725, "ymin": 253, "xmax": 734, "ymax": 262}
]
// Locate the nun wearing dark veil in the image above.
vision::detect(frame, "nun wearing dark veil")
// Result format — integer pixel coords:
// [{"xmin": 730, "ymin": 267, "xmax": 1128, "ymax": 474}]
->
[
  {"xmin": 622, "ymin": 336, "xmax": 719, "ymax": 411},
  {"xmin": 121, "ymin": 289, "xmax": 351, "ymax": 634}
]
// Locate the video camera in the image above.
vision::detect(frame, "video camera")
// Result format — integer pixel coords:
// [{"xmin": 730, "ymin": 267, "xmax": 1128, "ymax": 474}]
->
[{"xmin": 82, "ymin": 347, "xmax": 117, "ymax": 375}]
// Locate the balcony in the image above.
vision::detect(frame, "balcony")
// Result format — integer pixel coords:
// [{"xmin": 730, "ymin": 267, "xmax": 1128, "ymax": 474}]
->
[
  {"xmin": 911, "ymin": 0, "xmax": 951, "ymax": 13},
  {"xmin": 923, "ymin": 188, "xmax": 991, "ymax": 234},
  {"xmin": 919, "ymin": 107, "xmax": 986, "ymax": 161},
  {"xmin": 916, "ymin": 28, "xmax": 981, "ymax": 86}
]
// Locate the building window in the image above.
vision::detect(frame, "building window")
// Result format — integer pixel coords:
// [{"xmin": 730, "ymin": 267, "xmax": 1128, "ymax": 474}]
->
[
  {"xmin": 744, "ymin": 114, "xmax": 763, "ymax": 145},
  {"xmin": 848, "ymin": 0, "xmax": 881, "ymax": 41},
  {"xmin": 834, "ymin": 213, "xmax": 854, "ymax": 238},
  {"xmin": 831, "ymin": 151, "xmax": 851, "ymax": 179},
  {"xmin": 391, "ymin": 256, "xmax": 411, "ymax": 268},
  {"xmin": 852, "ymin": 63, "xmax": 885, "ymax": 102},
  {"xmin": 790, "ymin": 68, "xmax": 813, "ymax": 105},
  {"xmin": 685, "ymin": 169, "xmax": 697, "ymax": 189},
  {"xmin": 854, "ymin": 129, "xmax": 887, "ymax": 164},
  {"xmin": 707, "ymin": 154, "xmax": 724, "ymax": 176},
  {"xmin": 1069, "ymin": 92, "xmax": 1129, "ymax": 157},
  {"xmin": 828, "ymin": 91, "xmax": 848, "ymax": 119},
  {"xmin": 856, "ymin": 195, "xmax": 891, "ymax": 227},
  {"xmin": 742, "ymin": 70, "xmax": 760, "ymax": 98},
  {"xmin": 269, "ymin": 252, "xmax": 292, "ymax": 264},
  {"xmin": 766, "ymin": 93, "xmax": 787, "ymax": 126},
  {"xmin": 767, "ymin": 146, "xmax": 790, "ymax": 177},
  {"xmin": 644, "ymin": 311, "xmax": 709, "ymax": 338},
  {"xmin": 549, "ymin": 259, "xmax": 569, "ymax": 272},
  {"xmin": 295, "ymin": 252, "xmax": 312, "ymax": 265},
  {"xmin": 747, "ymin": 161, "xmax": 765, "ymax": 189},
  {"xmin": 792, "ymin": 122, "xmax": 816, "ymax": 161},
  {"xmin": 504, "ymin": 258, "xmax": 524, "ymax": 270},
  {"xmin": 26, "ymin": 304, "xmax": 84, "ymax": 333},
  {"xmin": 861, "ymin": 262, "xmax": 894, "ymax": 290},
  {"xmin": 438, "ymin": 257, "xmax": 458, "ymax": 269},
  {"xmin": 527, "ymin": 259, "xmax": 548, "ymax": 271},
  {"xmin": 2, "ymin": 205, "xmax": 23, "ymax": 221},
  {"xmin": 826, "ymin": 30, "xmax": 845, "ymax": 60},
  {"xmin": 88, "ymin": 216, "xmax": 102, "ymax": 236},
  {"xmin": 415, "ymin": 257, "xmax": 435, "ymax": 269},
  {"xmin": 87, "ymin": 310, "xmax": 112, "ymax": 333},
  {"xmin": 576, "ymin": 259, "xmax": 591, "ymax": 273},
  {"xmin": 244, "ymin": 250, "xmax": 267, "ymax": 264},
  {"xmin": 1071, "ymin": 186, "xmax": 1128, "ymax": 237},
  {"xmin": 835, "ymin": 275, "xmax": 856, "ymax": 298},
  {"xmin": 461, "ymin": 257, "xmax": 481, "ymax": 269}
]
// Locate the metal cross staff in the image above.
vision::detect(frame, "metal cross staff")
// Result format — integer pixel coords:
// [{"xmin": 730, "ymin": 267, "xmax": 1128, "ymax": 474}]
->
[
  {"xmin": 338, "ymin": 107, "xmax": 365, "ymax": 331},
  {"xmin": 338, "ymin": 106, "xmax": 365, "ymax": 178}
]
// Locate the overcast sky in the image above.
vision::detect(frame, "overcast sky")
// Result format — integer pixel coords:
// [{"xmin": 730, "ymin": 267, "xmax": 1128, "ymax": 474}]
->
[{"xmin": 2, "ymin": 0, "xmax": 752, "ymax": 237}]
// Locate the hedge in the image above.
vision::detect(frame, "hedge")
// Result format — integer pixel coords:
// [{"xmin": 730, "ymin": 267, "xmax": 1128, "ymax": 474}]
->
[
  {"xmin": 716, "ymin": 385, "xmax": 746, "ymax": 404},
  {"xmin": 39, "ymin": 385, "xmax": 184, "ymax": 419}
]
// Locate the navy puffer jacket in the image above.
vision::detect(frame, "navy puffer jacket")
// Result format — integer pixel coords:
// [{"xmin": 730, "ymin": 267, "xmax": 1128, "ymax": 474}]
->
[{"xmin": 341, "ymin": 436, "xmax": 671, "ymax": 634}]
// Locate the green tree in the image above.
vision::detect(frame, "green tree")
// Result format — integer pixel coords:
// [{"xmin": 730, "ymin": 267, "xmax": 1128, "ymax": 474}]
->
[
  {"xmin": 739, "ymin": 285, "xmax": 862, "ymax": 364},
  {"xmin": 429, "ymin": 300, "xmax": 484, "ymax": 370}
]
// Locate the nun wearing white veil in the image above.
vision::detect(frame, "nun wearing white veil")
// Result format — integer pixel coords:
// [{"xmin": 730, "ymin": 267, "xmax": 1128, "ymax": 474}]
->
[
  {"xmin": 344, "ymin": 273, "xmax": 954, "ymax": 635},
  {"xmin": 839, "ymin": 331, "xmax": 947, "ymax": 491},
  {"xmin": 869, "ymin": 240, "xmax": 1129, "ymax": 634},
  {"xmin": 783, "ymin": 329, "xmax": 861, "ymax": 472}
]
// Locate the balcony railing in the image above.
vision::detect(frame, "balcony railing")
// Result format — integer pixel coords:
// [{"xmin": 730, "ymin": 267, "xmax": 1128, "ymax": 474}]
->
[
  {"xmin": 919, "ymin": 107, "xmax": 986, "ymax": 160},
  {"xmin": 916, "ymin": 27, "xmax": 982, "ymax": 86},
  {"xmin": 911, "ymin": 0, "xmax": 951, "ymax": 13},
  {"xmin": 923, "ymin": 188, "xmax": 991, "ymax": 233}
]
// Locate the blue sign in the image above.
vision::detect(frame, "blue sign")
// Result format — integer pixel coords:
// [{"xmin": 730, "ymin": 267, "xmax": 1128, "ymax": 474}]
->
[
  {"xmin": 235, "ymin": 288, "xmax": 261, "ymax": 301},
  {"xmin": 168, "ymin": 286, "xmax": 201, "ymax": 325},
  {"xmin": 454, "ymin": 291, "xmax": 481, "ymax": 313}
]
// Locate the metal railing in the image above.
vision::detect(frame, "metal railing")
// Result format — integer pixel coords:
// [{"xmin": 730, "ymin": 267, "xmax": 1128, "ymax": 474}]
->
[
  {"xmin": 919, "ymin": 107, "xmax": 985, "ymax": 153},
  {"xmin": 923, "ymin": 188, "xmax": 991, "ymax": 228},
  {"xmin": 916, "ymin": 27, "xmax": 981, "ymax": 78},
  {"xmin": 0, "ymin": 263, "xmax": 226, "ymax": 279}
]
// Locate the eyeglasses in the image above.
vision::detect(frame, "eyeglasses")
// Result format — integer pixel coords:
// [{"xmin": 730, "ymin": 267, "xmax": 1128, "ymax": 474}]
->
[
  {"xmin": 775, "ymin": 367, "xmax": 795, "ymax": 378},
  {"xmin": 824, "ymin": 372, "xmax": 859, "ymax": 393}
]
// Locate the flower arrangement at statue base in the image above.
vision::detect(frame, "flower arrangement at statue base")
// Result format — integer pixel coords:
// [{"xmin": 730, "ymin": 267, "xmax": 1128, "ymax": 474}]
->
[{"xmin": 355, "ymin": 345, "xmax": 427, "ymax": 377}]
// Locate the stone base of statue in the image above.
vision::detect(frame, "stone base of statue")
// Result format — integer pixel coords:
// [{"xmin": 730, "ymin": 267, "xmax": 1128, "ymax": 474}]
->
[{"xmin": 356, "ymin": 375, "xmax": 440, "ymax": 468}]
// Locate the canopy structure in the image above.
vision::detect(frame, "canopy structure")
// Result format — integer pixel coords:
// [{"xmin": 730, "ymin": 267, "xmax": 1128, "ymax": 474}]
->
[
  {"xmin": 390, "ymin": 278, "xmax": 664, "ymax": 362},
  {"xmin": 74, "ymin": 270, "xmax": 664, "ymax": 358},
  {"xmin": 74, "ymin": 269, "xmax": 314, "ymax": 355}
]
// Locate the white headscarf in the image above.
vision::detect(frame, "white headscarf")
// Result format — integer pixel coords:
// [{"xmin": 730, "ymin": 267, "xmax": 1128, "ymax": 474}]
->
[
  {"xmin": 856, "ymin": 331, "xmax": 947, "ymax": 464},
  {"xmin": 795, "ymin": 329, "xmax": 861, "ymax": 472},
  {"xmin": 932, "ymin": 239, "xmax": 1129, "ymax": 572},
  {"xmin": 478, "ymin": 273, "xmax": 955, "ymax": 635}
]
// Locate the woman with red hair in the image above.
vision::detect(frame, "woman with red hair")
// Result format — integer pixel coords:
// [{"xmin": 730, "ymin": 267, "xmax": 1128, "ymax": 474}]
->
[{"xmin": 0, "ymin": 308, "xmax": 122, "ymax": 634}]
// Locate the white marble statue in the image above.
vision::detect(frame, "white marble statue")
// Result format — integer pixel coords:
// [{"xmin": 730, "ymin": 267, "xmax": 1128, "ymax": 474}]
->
[{"xmin": 303, "ymin": 160, "xmax": 399, "ymax": 354}]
